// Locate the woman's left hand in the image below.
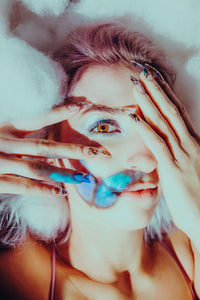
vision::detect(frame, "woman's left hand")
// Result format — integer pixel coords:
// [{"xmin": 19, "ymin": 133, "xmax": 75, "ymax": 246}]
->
[{"xmin": 131, "ymin": 69, "xmax": 200, "ymax": 240}]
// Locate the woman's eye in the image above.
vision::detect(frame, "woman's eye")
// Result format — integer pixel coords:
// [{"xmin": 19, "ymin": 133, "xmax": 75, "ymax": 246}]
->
[{"xmin": 89, "ymin": 120, "xmax": 121, "ymax": 135}]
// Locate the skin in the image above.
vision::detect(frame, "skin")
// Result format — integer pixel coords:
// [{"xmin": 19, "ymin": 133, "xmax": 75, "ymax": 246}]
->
[
  {"xmin": 58, "ymin": 65, "xmax": 161, "ymax": 282},
  {"xmin": 56, "ymin": 64, "xmax": 200, "ymax": 298},
  {"xmin": 0, "ymin": 64, "xmax": 200, "ymax": 299},
  {"xmin": 0, "ymin": 104, "xmax": 109, "ymax": 196}
]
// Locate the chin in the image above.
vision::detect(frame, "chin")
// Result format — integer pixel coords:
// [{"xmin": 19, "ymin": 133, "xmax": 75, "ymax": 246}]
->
[
  {"xmin": 105, "ymin": 198, "xmax": 159, "ymax": 231},
  {"xmin": 110, "ymin": 216, "xmax": 154, "ymax": 232}
]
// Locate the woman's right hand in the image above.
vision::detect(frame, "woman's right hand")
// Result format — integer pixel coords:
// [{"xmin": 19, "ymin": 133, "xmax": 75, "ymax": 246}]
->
[{"xmin": 0, "ymin": 103, "xmax": 110, "ymax": 197}]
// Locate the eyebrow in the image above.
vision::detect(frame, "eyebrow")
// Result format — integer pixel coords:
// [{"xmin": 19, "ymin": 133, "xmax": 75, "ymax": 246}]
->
[
  {"xmin": 66, "ymin": 96, "xmax": 137, "ymax": 115},
  {"xmin": 81, "ymin": 104, "xmax": 124, "ymax": 115}
]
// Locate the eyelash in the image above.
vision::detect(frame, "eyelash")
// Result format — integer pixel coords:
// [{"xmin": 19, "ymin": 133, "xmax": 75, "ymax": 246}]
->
[{"xmin": 89, "ymin": 119, "xmax": 121, "ymax": 136}]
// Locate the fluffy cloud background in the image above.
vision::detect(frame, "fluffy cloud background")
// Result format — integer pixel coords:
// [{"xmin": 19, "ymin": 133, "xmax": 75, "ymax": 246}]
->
[
  {"xmin": 0, "ymin": 0, "xmax": 199, "ymax": 128},
  {"xmin": 21, "ymin": 0, "xmax": 71, "ymax": 16}
]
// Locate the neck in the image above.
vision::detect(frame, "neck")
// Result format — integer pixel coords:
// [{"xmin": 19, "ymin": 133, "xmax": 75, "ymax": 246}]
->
[{"xmin": 63, "ymin": 215, "xmax": 153, "ymax": 284}]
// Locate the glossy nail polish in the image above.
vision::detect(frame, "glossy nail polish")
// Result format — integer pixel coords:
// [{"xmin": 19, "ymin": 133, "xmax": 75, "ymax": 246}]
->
[
  {"xmin": 143, "ymin": 68, "xmax": 153, "ymax": 80},
  {"xmin": 49, "ymin": 172, "xmax": 95, "ymax": 184},
  {"xmin": 83, "ymin": 146, "xmax": 111, "ymax": 157},
  {"xmin": 144, "ymin": 63, "xmax": 165, "ymax": 82},
  {"xmin": 73, "ymin": 172, "xmax": 89, "ymax": 182},
  {"xmin": 84, "ymin": 173, "xmax": 98, "ymax": 184},
  {"xmin": 73, "ymin": 172, "xmax": 97, "ymax": 183},
  {"xmin": 52, "ymin": 187, "xmax": 68, "ymax": 195},
  {"xmin": 130, "ymin": 75, "xmax": 146, "ymax": 94},
  {"xmin": 131, "ymin": 60, "xmax": 146, "ymax": 72},
  {"xmin": 131, "ymin": 60, "xmax": 153, "ymax": 80},
  {"xmin": 129, "ymin": 113, "xmax": 141, "ymax": 122}
]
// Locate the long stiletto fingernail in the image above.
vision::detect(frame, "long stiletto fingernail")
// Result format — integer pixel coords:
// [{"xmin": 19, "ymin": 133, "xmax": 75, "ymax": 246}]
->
[
  {"xmin": 144, "ymin": 63, "xmax": 165, "ymax": 82},
  {"xmin": 131, "ymin": 60, "xmax": 153, "ymax": 80},
  {"xmin": 130, "ymin": 75, "xmax": 146, "ymax": 94},
  {"xmin": 84, "ymin": 173, "xmax": 98, "ymax": 184},
  {"xmin": 129, "ymin": 113, "xmax": 141, "ymax": 122},
  {"xmin": 52, "ymin": 187, "xmax": 68, "ymax": 195},
  {"xmin": 83, "ymin": 146, "xmax": 111, "ymax": 157},
  {"xmin": 131, "ymin": 60, "xmax": 146, "ymax": 72},
  {"xmin": 73, "ymin": 172, "xmax": 97, "ymax": 183},
  {"xmin": 120, "ymin": 107, "xmax": 136, "ymax": 114},
  {"xmin": 143, "ymin": 68, "xmax": 153, "ymax": 80}
]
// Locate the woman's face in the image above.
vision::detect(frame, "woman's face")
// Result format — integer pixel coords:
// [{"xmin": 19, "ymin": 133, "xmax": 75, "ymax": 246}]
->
[{"xmin": 59, "ymin": 64, "xmax": 161, "ymax": 230}]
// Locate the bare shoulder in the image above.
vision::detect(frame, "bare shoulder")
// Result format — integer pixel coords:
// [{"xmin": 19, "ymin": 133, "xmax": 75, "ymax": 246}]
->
[
  {"xmin": 0, "ymin": 237, "xmax": 52, "ymax": 300},
  {"xmin": 166, "ymin": 229, "xmax": 194, "ymax": 282}
]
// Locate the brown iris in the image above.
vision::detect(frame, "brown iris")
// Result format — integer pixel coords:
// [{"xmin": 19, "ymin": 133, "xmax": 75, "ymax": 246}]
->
[{"xmin": 97, "ymin": 124, "xmax": 109, "ymax": 132}]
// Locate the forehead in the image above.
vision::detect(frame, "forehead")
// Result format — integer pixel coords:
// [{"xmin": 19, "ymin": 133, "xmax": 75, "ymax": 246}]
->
[{"xmin": 71, "ymin": 64, "xmax": 140, "ymax": 107}]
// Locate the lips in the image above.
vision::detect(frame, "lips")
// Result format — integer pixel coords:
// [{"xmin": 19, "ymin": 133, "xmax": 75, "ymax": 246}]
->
[
  {"xmin": 118, "ymin": 181, "xmax": 158, "ymax": 202},
  {"xmin": 120, "ymin": 186, "xmax": 158, "ymax": 202},
  {"xmin": 124, "ymin": 182, "xmax": 158, "ymax": 192}
]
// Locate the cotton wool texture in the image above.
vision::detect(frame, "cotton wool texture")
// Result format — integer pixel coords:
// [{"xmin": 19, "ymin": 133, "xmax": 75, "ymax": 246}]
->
[
  {"xmin": 20, "ymin": 0, "xmax": 71, "ymax": 16},
  {"xmin": 0, "ymin": 37, "xmax": 67, "ymax": 123}
]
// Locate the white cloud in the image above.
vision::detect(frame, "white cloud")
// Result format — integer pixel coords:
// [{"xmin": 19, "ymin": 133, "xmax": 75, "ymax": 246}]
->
[
  {"xmin": 20, "ymin": 0, "xmax": 70, "ymax": 16},
  {"xmin": 0, "ymin": 36, "xmax": 67, "ymax": 123}
]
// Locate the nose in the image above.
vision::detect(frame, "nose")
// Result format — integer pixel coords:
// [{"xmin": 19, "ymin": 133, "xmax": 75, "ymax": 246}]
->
[{"xmin": 124, "ymin": 143, "xmax": 157, "ymax": 174}]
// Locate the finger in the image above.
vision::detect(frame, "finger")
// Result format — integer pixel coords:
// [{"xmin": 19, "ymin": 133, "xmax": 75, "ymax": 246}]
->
[
  {"xmin": 140, "ymin": 71, "xmax": 197, "ymax": 149},
  {"xmin": 0, "ymin": 153, "xmax": 97, "ymax": 184},
  {"xmin": 129, "ymin": 113, "xmax": 176, "ymax": 168},
  {"xmin": 0, "ymin": 137, "xmax": 111, "ymax": 159},
  {"xmin": 11, "ymin": 102, "xmax": 91, "ymax": 131},
  {"xmin": 0, "ymin": 175, "xmax": 68, "ymax": 197},
  {"xmin": 144, "ymin": 63, "xmax": 199, "ymax": 142},
  {"xmin": 131, "ymin": 76, "xmax": 186, "ymax": 160}
]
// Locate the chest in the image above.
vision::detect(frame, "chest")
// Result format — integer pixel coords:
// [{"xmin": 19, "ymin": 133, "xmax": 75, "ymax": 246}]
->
[{"xmin": 56, "ymin": 263, "xmax": 194, "ymax": 300}]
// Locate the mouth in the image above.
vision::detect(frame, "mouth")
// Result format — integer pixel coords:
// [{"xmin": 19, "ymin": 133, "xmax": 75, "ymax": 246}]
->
[
  {"xmin": 124, "ymin": 182, "xmax": 158, "ymax": 192},
  {"xmin": 119, "ymin": 184, "xmax": 158, "ymax": 201}
]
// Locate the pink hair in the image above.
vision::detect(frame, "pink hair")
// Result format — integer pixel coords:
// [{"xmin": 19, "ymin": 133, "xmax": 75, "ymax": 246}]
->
[{"xmin": 53, "ymin": 21, "xmax": 176, "ymax": 96}]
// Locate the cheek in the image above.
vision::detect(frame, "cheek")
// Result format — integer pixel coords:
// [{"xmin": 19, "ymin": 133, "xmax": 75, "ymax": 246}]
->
[
  {"xmin": 81, "ymin": 158, "xmax": 118, "ymax": 178},
  {"xmin": 77, "ymin": 133, "xmax": 142, "ymax": 178}
]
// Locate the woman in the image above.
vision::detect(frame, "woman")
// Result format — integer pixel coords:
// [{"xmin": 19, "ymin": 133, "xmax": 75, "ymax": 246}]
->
[{"xmin": 0, "ymin": 22, "xmax": 200, "ymax": 300}]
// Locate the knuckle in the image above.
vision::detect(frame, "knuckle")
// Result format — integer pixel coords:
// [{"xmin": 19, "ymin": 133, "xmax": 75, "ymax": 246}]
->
[
  {"xmin": 178, "ymin": 104, "xmax": 185, "ymax": 115},
  {"xmin": 168, "ymin": 104, "xmax": 179, "ymax": 116},
  {"xmin": 40, "ymin": 139, "xmax": 51, "ymax": 148},
  {"xmin": 158, "ymin": 139, "xmax": 166, "ymax": 151},
  {"xmin": 68, "ymin": 143, "xmax": 78, "ymax": 152},
  {"xmin": 29, "ymin": 160, "xmax": 48, "ymax": 172},
  {"xmin": 21, "ymin": 178, "xmax": 33, "ymax": 190},
  {"xmin": 38, "ymin": 139, "xmax": 56, "ymax": 154},
  {"xmin": 153, "ymin": 83, "xmax": 162, "ymax": 92},
  {"xmin": 159, "ymin": 118, "xmax": 169, "ymax": 130},
  {"xmin": 156, "ymin": 115, "xmax": 168, "ymax": 131},
  {"xmin": 190, "ymin": 137, "xmax": 200, "ymax": 154}
]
